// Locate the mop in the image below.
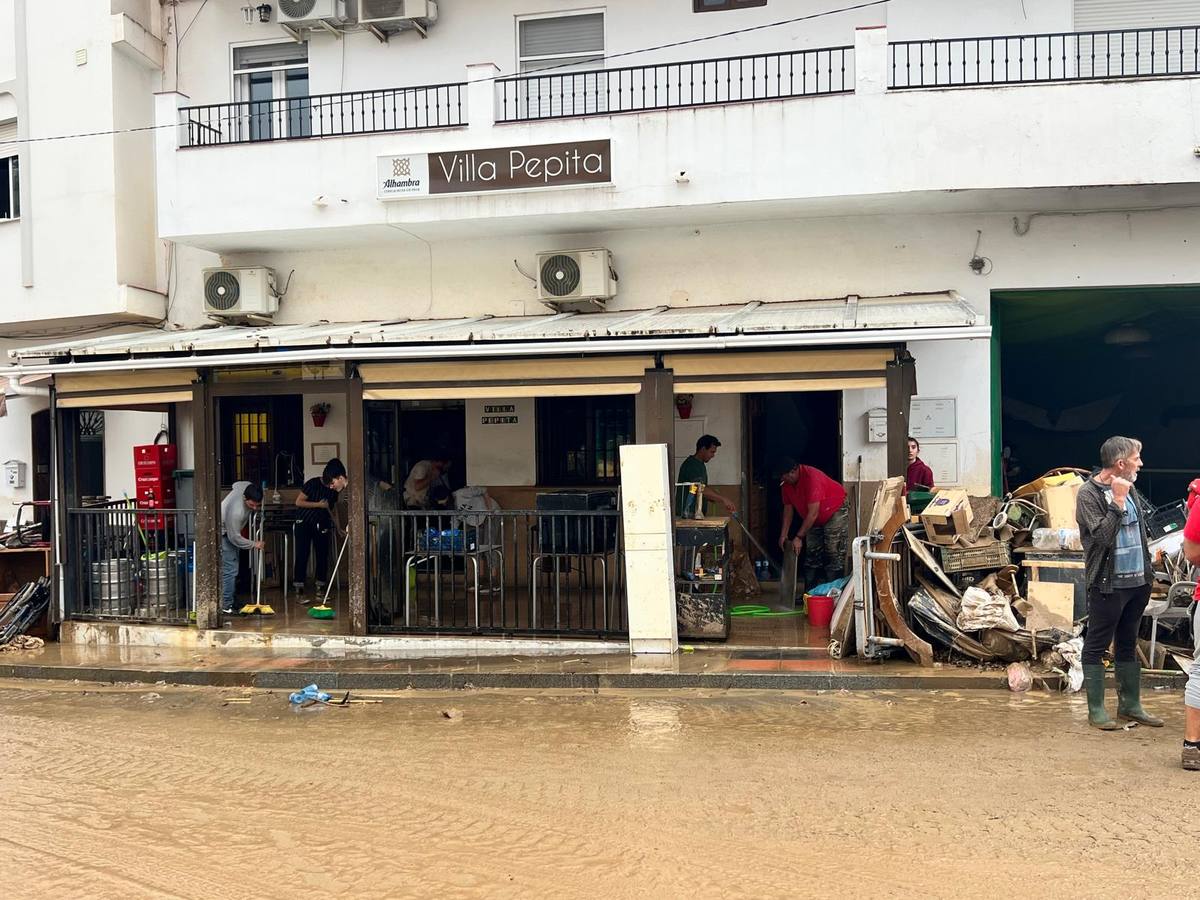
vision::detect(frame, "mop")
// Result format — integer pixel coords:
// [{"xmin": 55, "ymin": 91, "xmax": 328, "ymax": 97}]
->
[
  {"xmin": 240, "ymin": 512, "xmax": 275, "ymax": 616},
  {"xmin": 308, "ymin": 530, "xmax": 349, "ymax": 620}
]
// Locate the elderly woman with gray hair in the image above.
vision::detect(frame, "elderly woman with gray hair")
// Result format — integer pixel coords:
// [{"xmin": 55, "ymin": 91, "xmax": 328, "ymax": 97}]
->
[{"xmin": 1075, "ymin": 436, "xmax": 1163, "ymax": 731}]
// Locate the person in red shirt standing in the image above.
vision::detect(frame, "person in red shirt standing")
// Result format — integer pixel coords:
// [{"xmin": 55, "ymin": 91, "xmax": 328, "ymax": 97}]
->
[
  {"xmin": 905, "ymin": 437, "xmax": 935, "ymax": 494},
  {"xmin": 776, "ymin": 457, "xmax": 850, "ymax": 589},
  {"xmin": 1179, "ymin": 490, "xmax": 1200, "ymax": 770}
]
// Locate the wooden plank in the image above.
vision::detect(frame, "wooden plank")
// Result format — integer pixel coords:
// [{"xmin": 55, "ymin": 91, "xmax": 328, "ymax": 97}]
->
[
  {"xmin": 873, "ymin": 493, "xmax": 934, "ymax": 667},
  {"xmin": 1025, "ymin": 581, "xmax": 1075, "ymax": 633}
]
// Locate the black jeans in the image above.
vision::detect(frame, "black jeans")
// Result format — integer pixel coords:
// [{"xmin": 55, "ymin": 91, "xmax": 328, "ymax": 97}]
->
[
  {"xmin": 1082, "ymin": 584, "xmax": 1151, "ymax": 665},
  {"xmin": 293, "ymin": 522, "xmax": 331, "ymax": 587}
]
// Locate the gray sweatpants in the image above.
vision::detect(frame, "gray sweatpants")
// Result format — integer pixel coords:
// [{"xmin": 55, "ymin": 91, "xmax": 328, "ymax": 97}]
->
[{"xmin": 1187, "ymin": 602, "xmax": 1200, "ymax": 711}]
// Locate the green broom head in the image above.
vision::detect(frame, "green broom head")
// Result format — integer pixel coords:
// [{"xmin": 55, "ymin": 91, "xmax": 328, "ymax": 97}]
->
[{"xmin": 308, "ymin": 604, "xmax": 335, "ymax": 619}]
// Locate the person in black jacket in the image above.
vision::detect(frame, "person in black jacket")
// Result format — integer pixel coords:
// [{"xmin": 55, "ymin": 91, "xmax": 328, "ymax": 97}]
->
[
  {"xmin": 1075, "ymin": 436, "xmax": 1162, "ymax": 731},
  {"xmin": 292, "ymin": 458, "xmax": 348, "ymax": 603}
]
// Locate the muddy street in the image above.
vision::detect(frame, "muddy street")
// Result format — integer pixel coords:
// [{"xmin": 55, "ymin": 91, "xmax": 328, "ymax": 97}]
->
[{"xmin": 0, "ymin": 681, "xmax": 1193, "ymax": 899}]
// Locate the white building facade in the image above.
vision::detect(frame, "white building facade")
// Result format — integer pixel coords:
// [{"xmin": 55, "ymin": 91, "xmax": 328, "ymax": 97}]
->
[{"xmin": 4, "ymin": 0, "xmax": 1200, "ymax": 638}]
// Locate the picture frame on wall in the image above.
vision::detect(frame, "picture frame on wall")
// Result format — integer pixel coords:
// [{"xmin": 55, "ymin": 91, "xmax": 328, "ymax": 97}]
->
[{"xmin": 311, "ymin": 442, "xmax": 340, "ymax": 466}]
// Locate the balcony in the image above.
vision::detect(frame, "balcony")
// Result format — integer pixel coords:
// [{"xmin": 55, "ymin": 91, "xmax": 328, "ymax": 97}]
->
[{"xmin": 157, "ymin": 23, "xmax": 1200, "ymax": 252}]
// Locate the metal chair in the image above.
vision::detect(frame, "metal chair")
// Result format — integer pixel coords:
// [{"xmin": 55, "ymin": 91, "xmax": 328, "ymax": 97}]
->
[{"xmin": 1146, "ymin": 580, "xmax": 1196, "ymax": 665}]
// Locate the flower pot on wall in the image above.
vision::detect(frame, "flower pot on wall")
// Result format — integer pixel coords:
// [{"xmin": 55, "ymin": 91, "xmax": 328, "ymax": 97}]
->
[
  {"xmin": 675, "ymin": 394, "xmax": 694, "ymax": 419},
  {"xmin": 311, "ymin": 413, "xmax": 327, "ymax": 427}
]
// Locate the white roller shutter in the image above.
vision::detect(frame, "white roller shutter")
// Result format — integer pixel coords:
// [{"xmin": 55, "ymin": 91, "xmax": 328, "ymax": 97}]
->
[
  {"xmin": 0, "ymin": 120, "xmax": 17, "ymax": 145},
  {"xmin": 1074, "ymin": 1, "xmax": 1200, "ymax": 29}
]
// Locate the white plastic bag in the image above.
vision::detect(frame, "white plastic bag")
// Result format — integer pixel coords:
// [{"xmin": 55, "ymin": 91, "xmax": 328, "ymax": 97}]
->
[
  {"xmin": 1054, "ymin": 636, "xmax": 1084, "ymax": 693},
  {"xmin": 1007, "ymin": 661, "xmax": 1033, "ymax": 692},
  {"xmin": 1031, "ymin": 528, "xmax": 1083, "ymax": 552},
  {"xmin": 956, "ymin": 586, "xmax": 1021, "ymax": 633}
]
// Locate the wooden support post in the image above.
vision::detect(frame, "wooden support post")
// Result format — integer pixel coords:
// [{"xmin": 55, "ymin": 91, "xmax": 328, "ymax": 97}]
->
[
  {"xmin": 345, "ymin": 373, "xmax": 368, "ymax": 636},
  {"xmin": 635, "ymin": 367, "xmax": 675, "ymax": 464},
  {"xmin": 191, "ymin": 378, "xmax": 222, "ymax": 631},
  {"xmin": 886, "ymin": 349, "xmax": 917, "ymax": 478}
]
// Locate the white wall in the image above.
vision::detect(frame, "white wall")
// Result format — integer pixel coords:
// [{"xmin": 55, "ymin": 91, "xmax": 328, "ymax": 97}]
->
[
  {"xmin": 103, "ymin": 409, "xmax": 167, "ymax": 500},
  {"xmin": 0, "ymin": 0, "xmax": 15, "ymax": 84},
  {"xmin": 0, "ymin": 392, "xmax": 47, "ymax": 518},
  {"xmin": 302, "ymin": 391, "xmax": 348, "ymax": 481},
  {"xmin": 464, "ymin": 397, "xmax": 536, "ymax": 486},
  {"xmin": 673, "ymin": 394, "xmax": 742, "ymax": 485}
]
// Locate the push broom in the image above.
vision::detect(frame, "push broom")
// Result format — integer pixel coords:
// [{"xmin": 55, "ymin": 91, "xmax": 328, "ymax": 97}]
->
[
  {"xmin": 240, "ymin": 511, "xmax": 275, "ymax": 616},
  {"xmin": 309, "ymin": 530, "xmax": 349, "ymax": 620}
]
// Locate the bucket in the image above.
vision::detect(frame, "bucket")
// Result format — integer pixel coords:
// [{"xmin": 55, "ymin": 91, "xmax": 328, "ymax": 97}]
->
[{"xmin": 806, "ymin": 593, "xmax": 835, "ymax": 629}]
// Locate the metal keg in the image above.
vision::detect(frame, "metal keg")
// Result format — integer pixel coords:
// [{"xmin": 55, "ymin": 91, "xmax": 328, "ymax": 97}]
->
[
  {"xmin": 89, "ymin": 558, "xmax": 134, "ymax": 616},
  {"xmin": 139, "ymin": 552, "xmax": 180, "ymax": 618}
]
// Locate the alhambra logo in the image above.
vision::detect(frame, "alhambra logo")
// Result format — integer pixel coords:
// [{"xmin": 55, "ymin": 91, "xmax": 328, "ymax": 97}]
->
[{"xmin": 393, "ymin": 157, "xmax": 411, "ymax": 177}]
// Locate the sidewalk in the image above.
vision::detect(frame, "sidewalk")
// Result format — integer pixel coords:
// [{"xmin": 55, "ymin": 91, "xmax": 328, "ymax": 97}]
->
[{"xmin": 0, "ymin": 641, "xmax": 1111, "ymax": 691}]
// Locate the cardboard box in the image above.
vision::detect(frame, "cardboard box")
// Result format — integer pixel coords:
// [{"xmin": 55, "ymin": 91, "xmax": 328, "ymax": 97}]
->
[
  {"xmin": 920, "ymin": 489, "xmax": 974, "ymax": 545},
  {"xmin": 1039, "ymin": 482, "xmax": 1081, "ymax": 530}
]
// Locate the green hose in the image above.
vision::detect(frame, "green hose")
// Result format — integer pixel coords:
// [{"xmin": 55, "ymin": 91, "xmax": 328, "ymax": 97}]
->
[{"xmin": 730, "ymin": 604, "xmax": 804, "ymax": 618}]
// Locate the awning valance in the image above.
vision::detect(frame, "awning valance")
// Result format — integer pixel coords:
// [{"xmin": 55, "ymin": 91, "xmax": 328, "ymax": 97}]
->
[
  {"xmin": 359, "ymin": 356, "xmax": 652, "ymax": 400},
  {"xmin": 55, "ymin": 370, "xmax": 197, "ymax": 408},
  {"xmin": 663, "ymin": 349, "xmax": 891, "ymax": 394}
]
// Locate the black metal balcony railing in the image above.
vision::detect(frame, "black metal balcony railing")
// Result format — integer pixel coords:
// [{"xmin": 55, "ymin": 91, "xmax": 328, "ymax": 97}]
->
[
  {"xmin": 68, "ymin": 505, "xmax": 195, "ymax": 625},
  {"xmin": 497, "ymin": 46, "xmax": 853, "ymax": 122},
  {"xmin": 890, "ymin": 25, "xmax": 1200, "ymax": 88},
  {"xmin": 179, "ymin": 82, "xmax": 466, "ymax": 147},
  {"xmin": 367, "ymin": 509, "xmax": 627, "ymax": 638}
]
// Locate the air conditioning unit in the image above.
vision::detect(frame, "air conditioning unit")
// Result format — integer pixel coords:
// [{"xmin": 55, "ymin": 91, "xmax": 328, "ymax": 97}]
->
[
  {"xmin": 202, "ymin": 267, "xmax": 279, "ymax": 320},
  {"xmin": 359, "ymin": 0, "xmax": 438, "ymax": 29},
  {"xmin": 536, "ymin": 249, "xmax": 617, "ymax": 313},
  {"xmin": 277, "ymin": 0, "xmax": 351, "ymax": 28}
]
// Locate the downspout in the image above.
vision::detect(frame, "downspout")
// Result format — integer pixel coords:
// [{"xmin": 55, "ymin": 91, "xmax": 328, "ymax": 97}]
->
[{"xmin": 3, "ymin": 376, "xmax": 51, "ymax": 398}]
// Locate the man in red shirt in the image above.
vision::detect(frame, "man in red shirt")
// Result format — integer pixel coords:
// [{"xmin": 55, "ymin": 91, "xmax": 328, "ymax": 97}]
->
[
  {"xmin": 905, "ymin": 437, "xmax": 935, "ymax": 494},
  {"xmin": 1179, "ymin": 494, "xmax": 1200, "ymax": 770},
  {"xmin": 776, "ymin": 457, "xmax": 850, "ymax": 589}
]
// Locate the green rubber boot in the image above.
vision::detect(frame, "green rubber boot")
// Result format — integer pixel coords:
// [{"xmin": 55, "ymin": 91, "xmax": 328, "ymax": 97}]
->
[
  {"xmin": 1115, "ymin": 661, "xmax": 1164, "ymax": 727},
  {"xmin": 1083, "ymin": 664, "xmax": 1119, "ymax": 731}
]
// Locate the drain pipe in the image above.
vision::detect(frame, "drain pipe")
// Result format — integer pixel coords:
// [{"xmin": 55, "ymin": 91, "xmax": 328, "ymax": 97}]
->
[{"xmin": 3, "ymin": 377, "xmax": 51, "ymax": 398}]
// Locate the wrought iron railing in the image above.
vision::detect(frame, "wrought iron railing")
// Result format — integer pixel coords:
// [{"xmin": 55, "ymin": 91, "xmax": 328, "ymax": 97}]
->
[
  {"xmin": 179, "ymin": 82, "xmax": 467, "ymax": 147},
  {"xmin": 890, "ymin": 25, "xmax": 1200, "ymax": 88},
  {"xmin": 497, "ymin": 46, "xmax": 853, "ymax": 122},
  {"xmin": 367, "ymin": 508, "xmax": 626, "ymax": 637},
  {"xmin": 68, "ymin": 505, "xmax": 195, "ymax": 624}
]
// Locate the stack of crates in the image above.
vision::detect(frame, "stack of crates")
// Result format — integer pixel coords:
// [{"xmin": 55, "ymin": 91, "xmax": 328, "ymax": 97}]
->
[{"xmin": 134, "ymin": 444, "xmax": 178, "ymax": 530}]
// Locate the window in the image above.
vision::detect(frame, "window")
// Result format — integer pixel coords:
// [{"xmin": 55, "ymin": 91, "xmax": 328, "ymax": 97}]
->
[
  {"xmin": 0, "ymin": 155, "xmax": 17, "ymax": 220},
  {"xmin": 232, "ymin": 42, "xmax": 310, "ymax": 142},
  {"xmin": 516, "ymin": 11, "xmax": 605, "ymax": 117},
  {"xmin": 694, "ymin": 0, "xmax": 767, "ymax": 10},
  {"xmin": 219, "ymin": 396, "xmax": 304, "ymax": 488},
  {"xmin": 537, "ymin": 396, "xmax": 634, "ymax": 486}
]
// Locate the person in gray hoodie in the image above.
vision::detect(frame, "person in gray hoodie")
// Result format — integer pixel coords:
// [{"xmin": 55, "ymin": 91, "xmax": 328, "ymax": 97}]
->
[
  {"xmin": 1075, "ymin": 436, "xmax": 1162, "ymax": 731},
  {"xmin": 220, "ymin": 481, "xmax": 263, "ymax": 614}
]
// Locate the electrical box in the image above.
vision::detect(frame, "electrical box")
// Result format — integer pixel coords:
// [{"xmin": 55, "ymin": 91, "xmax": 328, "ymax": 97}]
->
[
  {"xmin": 3, "ymin": 459, "xmax": 27, "ymax": 489},
  {"xmin": 866, "ymin": 408, "xmax": 888, "ymax": 443}
]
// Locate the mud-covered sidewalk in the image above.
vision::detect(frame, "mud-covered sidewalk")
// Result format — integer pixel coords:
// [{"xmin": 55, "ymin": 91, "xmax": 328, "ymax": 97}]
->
[{"xmin": 0, "ymin": 681, "xmax": 1193, "ymax": 899}]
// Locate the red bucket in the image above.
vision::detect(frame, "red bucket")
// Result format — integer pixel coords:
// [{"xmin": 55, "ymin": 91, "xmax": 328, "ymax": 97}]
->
[{"xmin": 806, "ymin": 593, "xmax": 835, "ymax": 629}]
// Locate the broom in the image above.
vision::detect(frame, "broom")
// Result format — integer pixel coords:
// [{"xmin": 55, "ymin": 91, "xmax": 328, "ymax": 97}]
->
[
  {"xmin": 240, "ymin": 511, "xmax": 275, "ymax": 616},
  {"xmin": 309, "ymin": 530, "xmax": 349, "ymax": 620}
]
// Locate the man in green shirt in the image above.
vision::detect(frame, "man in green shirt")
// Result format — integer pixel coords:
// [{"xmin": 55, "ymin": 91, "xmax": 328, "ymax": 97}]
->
[{"xmin": 677, "ymin": 434, "xmax": 737, "ymax": 517}]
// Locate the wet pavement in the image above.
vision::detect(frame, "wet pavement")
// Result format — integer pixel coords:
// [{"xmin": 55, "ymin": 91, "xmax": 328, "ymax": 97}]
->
[
  {"xmin": 0, "ymin": 680, "xmax": 1193, "ymax": 898},
  {"xmin": 0, "ymin": 642, "xmax": 1055, "ymax": 691}
]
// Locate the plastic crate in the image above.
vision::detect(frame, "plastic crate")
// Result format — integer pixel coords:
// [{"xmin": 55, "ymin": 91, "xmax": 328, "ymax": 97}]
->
[
  {"xmin": 939, "ymin": 541, "xmax": 1012, "ymax": 574},
  {"xmin": 1147, "ymin": 500, "xmax": 1187, "ymax": 541}
]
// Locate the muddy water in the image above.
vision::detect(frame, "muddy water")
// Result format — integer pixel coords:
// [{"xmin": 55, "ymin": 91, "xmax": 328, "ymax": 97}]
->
[{"xmin": 0, "ymin": 682, "xmax": 1193, "ymax": 899}]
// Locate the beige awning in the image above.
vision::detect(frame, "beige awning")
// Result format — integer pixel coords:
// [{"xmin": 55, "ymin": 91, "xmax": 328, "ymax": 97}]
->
[
  {"xmin": 663, "ymin": 349, "xmax": 891, "ymax": 394},
  {"xmin": 55, "ymin": 370, "xmax": 197, "ymax": 408},
  {"xmin": 359, "ymin": 356, "xmax": 651, "ymax": 401}
]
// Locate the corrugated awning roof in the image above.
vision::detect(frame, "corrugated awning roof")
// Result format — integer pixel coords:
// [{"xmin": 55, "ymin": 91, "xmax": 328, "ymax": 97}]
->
[{"xmin": 7, "ymin": 293, "xmax": 986, "ymax": 373}]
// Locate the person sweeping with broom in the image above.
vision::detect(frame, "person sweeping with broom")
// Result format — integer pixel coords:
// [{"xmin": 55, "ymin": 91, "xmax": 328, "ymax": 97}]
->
[
  {"xmin": 219, "ymin": 481, "xmax": 263, "ymax": 616},
  {"xmin": 293, "ymin": 458, "xmax": 348, "ymax": 605}
]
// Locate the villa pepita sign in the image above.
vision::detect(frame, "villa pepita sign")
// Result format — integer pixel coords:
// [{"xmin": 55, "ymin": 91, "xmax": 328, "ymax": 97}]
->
[{"xmin": 377, "ymin": 139, "xmax": 611, "ymax": 199}]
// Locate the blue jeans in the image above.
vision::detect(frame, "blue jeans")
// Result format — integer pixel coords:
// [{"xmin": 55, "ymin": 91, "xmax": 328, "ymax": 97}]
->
[{"xmin": 220, "ymin": 536, "xmax": 240, "ymax": 610}]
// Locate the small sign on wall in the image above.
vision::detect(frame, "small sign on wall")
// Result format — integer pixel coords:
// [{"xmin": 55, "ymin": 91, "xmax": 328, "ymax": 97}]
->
[
  {"xmin": 481, "ymin": 404, "xmax": 518, "ymax": 425},
  {"xmin": 910, "ymin": 397, "xmax": 957, "ymax": 439}
]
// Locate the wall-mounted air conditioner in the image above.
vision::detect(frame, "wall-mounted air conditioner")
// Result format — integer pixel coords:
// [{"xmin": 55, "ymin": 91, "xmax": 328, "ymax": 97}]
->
[
  {"xmin": 359, "ymin": 0, "xmax": 438, "ymax": 30},
  {"xmin": 536, "ymin": 249, "xmax": 617, "ymax": 313},
  {"xmin": 202, "ymin": 267, "xmax": 279, "ymax": 320},
  {"xmin": 277, "ymin": 0, "xmax": 351, "ymax": 29}
]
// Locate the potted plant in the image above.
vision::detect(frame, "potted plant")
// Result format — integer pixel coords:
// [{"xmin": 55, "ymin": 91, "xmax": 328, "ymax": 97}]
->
[
  {"xmin": 310, "ymin": 402, "xmax": 331, "ymax": 427},
  {"xmin": 675, "ymin": 393, "xmax": 694, "ymax": 419}
]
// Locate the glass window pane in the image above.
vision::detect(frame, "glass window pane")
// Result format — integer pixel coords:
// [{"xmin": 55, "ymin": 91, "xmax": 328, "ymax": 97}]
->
[
  {"xmin": 286, "ymin": 70, "xmax": 312, "ymax": 138},
  {"xmin": 10, "ymin": 155, "xmax": 17, "ymax": 218},
  {"xmin": 248, "ymin": 72, "xmax": 274, "ymax": 141}
]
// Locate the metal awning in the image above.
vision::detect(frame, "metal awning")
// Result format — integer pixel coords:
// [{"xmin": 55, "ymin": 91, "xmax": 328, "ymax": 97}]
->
[{"xmin": 6, "ymin": 292, "xmax": 987, "ymax": 375}]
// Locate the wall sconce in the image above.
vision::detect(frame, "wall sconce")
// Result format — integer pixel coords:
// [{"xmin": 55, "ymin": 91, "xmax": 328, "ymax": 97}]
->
[
  {"xmin": 257, "ymin": 4, "xmax": 273, "ymax": 22},
  {"xmin": 243, "ymin": 4, "xmax": 272, "ymax": 23}
]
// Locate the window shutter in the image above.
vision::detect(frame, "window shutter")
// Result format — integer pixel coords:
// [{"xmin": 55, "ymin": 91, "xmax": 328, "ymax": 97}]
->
[
  {"xmin": 233, "ymin": 42, "xmax": 309, "ymax": 70},
  {"xmin": 1073, "ymin": 0, "xmax": 1200, "ymax": 29},
  {"xmin": 0, "ymin": 120, "xmax": 17, "ymax": 145},
  {"xmin": 519, "ymin": 13, "xmax": 604, "ymax": 58}
]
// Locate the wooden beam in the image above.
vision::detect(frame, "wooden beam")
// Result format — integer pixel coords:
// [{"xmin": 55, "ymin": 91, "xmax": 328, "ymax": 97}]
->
[
  {"xmin": 345, "ymin": 374, "xmax": 368, "ymax": 636},
  {"xmin": 191, "ymin": 378, "xmax": 222, "ymax": 631},
  {"xmin": 636, "ymin": 367, "xmax": 675, "ymax": 464},
  {"xmin": 885, "ymin": 349, "xmax": 916, "ymax": 478}
]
